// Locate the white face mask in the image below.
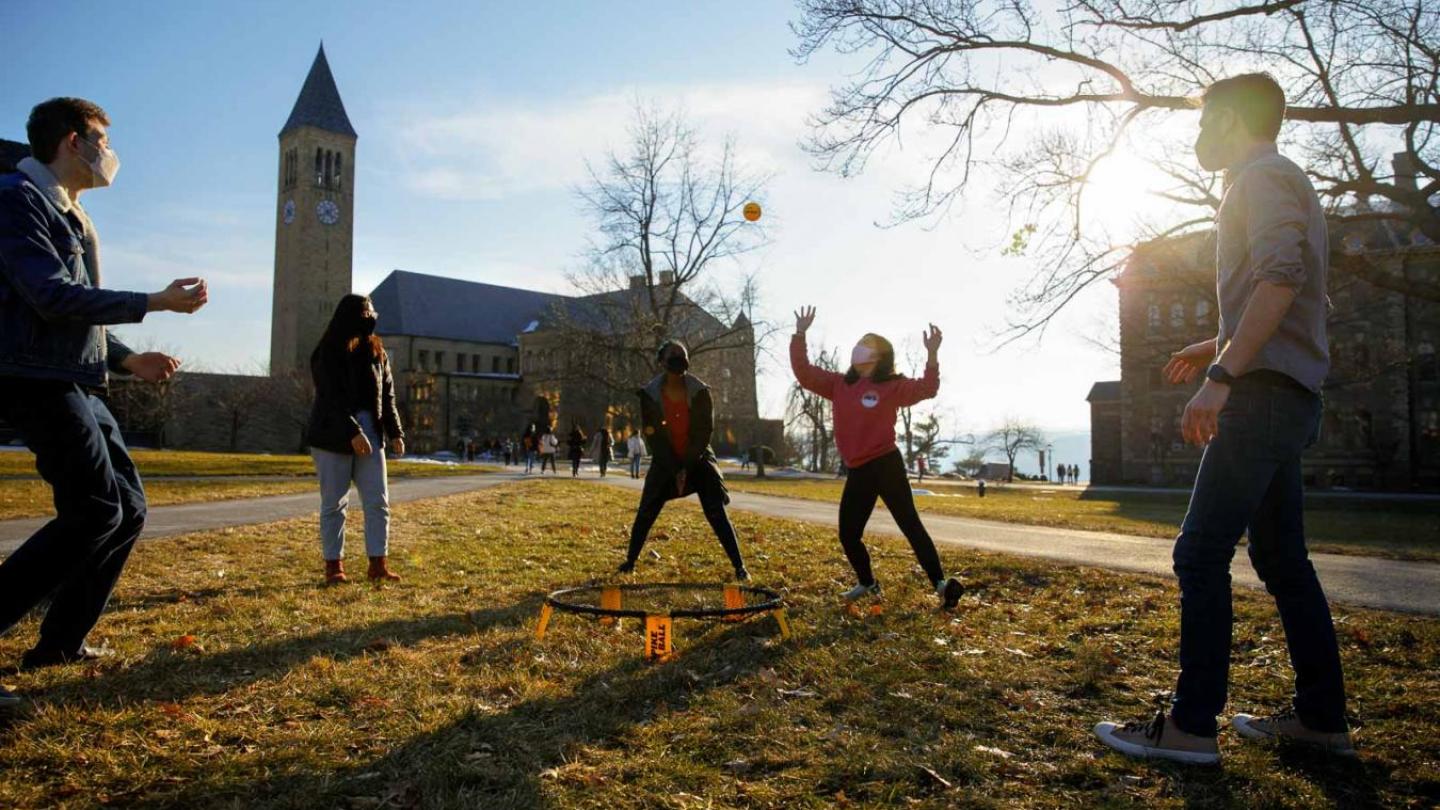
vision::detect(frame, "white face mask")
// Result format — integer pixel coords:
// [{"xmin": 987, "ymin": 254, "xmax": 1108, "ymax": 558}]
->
[
  {"xmin": 80, "ymin": 137, "xmax": 120, "ymax": 188},
  {"xmin": 851, "ymin": 344, "xmax": 878, "ymax": 367}
]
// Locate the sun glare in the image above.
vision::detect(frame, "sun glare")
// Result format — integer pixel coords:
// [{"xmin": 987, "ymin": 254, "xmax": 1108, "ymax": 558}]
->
[{"xmin": 1079, "ymin": 151, "xmax": 1188, "ymax": 237}]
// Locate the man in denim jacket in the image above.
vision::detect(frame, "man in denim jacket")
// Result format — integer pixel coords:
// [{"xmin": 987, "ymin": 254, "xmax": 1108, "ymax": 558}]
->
[{"xmin": 0, "ymin": 98, "xmax": 207, "ymax": 709}]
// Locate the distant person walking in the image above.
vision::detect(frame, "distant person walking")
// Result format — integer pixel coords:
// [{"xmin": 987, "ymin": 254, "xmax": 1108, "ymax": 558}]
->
[
  {"xmin": 790, "ymin": 306, "xmax": 964, "ymax": 610},
  {"xmin": 592, "ymin": 426, "xmax": 614, "ymax": 478},
  {"xmin": 619, "ymin": 340, "xmax": 749, "ymax": 580},
  {"xmin": 307, "ymin": 294, "xmax": 405, "ymax": 585},
  {"xmin": 0, "ymin": 97, "xmax": 207, "ymax": 707},
  {"xmin": 539, "ymin": 428, "xmax": 559, "ymax": 474},
  {"xmin": 1096, "ymin": 73, "xmax": 1351, "ymax": 765},
  {"xmin": 567, "ymin": 423, "xmax": 587, "ymax": 477},
  {"xmin": 522, "ymin": 425, "xmax": 537, "ymax": 473},
  {"xmin": 627, "ymin": 431, "xmax": 645, "ymax": 479}
]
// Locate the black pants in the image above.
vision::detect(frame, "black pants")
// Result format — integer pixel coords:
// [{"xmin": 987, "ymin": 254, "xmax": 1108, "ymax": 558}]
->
[
  {"xmin": 1170, "ymin": 373, "xmax": 1346, "ymax": 737},
  {"xmin": 0, "ymin": 380, "xmax": 147, "ymax": 654},
  {"xmin": 839, "ymin": 449, "xmax": 944, "ymax": 587},
  {"xmin": 626, "ymin": 463, "xmax": 744, "ymax": 572},
  {"xmin": 570, "ymin": 456, "xmax": 581, "ymax": 476}
]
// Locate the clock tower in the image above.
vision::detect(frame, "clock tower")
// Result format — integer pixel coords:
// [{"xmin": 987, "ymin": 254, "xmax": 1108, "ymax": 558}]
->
[{"xmin": 271, "ymin": 44, "xmax": 357, "ymax": 375}]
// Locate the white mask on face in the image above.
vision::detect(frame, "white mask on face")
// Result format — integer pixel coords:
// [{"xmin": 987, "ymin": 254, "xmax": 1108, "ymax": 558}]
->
[
  {"xmin": 81, "ymin": 137, "xmax": 120, "ymax": 188},
  {"xmin": 851, "ymin": 344, "xmax": 878, "ymax": 367}
]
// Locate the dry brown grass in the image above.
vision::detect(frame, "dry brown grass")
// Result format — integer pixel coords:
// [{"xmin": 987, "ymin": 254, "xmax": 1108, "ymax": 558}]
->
[{"xmin": 0, "ymin": 481, "xmax": 1434, "ymax": 808}]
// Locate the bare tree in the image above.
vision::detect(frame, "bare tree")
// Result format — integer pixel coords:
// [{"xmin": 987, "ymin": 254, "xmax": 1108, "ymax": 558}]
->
[
  {"xmin": 793, "ymin": 0, "xmax": 1440, "ymax": 339},
  {"xmin": 952, "ymin": 446, "xmax": 989, "ymax": 477},
  {"xmin": 983, "ymin": 418, "xmax": 1046, "ymax": 482},
  {"xmin": 912, "ymin": 411, "xmax": 949, "ymax": 477},
  {"xmin": 551, "ymin": 103, "xmax": 776, "ymax": 403},
  {"xmin": 787, "ymin": 344, "xmax": 842, "ymax": 472}
]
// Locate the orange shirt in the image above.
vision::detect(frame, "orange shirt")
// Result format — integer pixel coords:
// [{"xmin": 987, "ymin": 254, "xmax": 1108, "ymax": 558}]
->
[{"xmin": 663, "ymin": 388, "xmax": 690, "ymax": 460}]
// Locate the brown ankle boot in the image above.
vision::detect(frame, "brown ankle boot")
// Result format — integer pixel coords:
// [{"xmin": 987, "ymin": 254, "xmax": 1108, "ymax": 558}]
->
[
  {"xmin": 367, "ymin": 556, "xmax": 401, "ymax": 582},
  {"xmin": 324, "ymin": 559, "xmax": 349, "ymax": 584}
]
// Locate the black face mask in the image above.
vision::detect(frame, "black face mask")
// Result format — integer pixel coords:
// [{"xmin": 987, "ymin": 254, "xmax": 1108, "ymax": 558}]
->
[
  {"xmin": 358, "ymin": 316, "xmax": 377, "ymax": 336},
  {"xmin": 665, "ymin": 355, "xmax": 689, "ymax": 374}
]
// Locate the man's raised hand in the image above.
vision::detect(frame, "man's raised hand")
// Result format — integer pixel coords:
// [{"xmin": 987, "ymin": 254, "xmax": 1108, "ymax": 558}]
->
[{"xmin": 149, "ymin": 278, "xmax": 209, "ymax": 314}]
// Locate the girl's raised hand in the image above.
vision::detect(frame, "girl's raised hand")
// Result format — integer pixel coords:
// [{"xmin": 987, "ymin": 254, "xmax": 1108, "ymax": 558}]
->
[
  {"xmin": 922, "ymin": 323, "xmax": 943, "ymax": 353},
  {"xmin": 794, "ymin": 306, "xmax": 817, "ymax": 334}
]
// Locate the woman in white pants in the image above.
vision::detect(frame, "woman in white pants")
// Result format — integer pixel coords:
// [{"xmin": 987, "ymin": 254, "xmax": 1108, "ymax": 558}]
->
[{"xmin": 305, "ymin": 294, "xmax": 406, "ymax": 584}]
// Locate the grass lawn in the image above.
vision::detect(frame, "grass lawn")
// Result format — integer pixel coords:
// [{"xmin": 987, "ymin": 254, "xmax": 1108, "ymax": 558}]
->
[
  {"xmin": 725, "ymin": 478, "xmax": 1440, "ymax": 563},
  {"xmin": 0, "ymin": 449, "xmax": 492, "ymax": 479},
  {"xmin": 0, "ymin": 450, "xmax": 495, "ymax": 520},
  {"xmin": 1, "ymin": 481, "xmax": 1434, "ymax": 808}
]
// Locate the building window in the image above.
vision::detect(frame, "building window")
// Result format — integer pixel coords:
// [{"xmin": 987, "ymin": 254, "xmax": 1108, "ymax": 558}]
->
[
  {"xmin": 456, "ymin": 353, "xmax": 465, "ymax": 373},
  {"xmin": 507, "ymin": 357, "xmax": 516, "ymax": 374},
  {"xmin": 417, "ymin": 350, "xmax": 430, "ymax": 371},
  {"xmin": 1147, "ymin": 303, "xmax": 1161, "ymax": 332},
  {"xmin": 1194, "ymin": 299, "xmax": 1210, "ymax": 326},
  {"xmin": 492, "ymin": 356, "xmax": 501, "ymax": 373},
  {"xmin": 334, "ymin": 152, "xmax": 342, "ymax": 190},
  {"xmin": 435, "ymin": 351, "xmax": 445, "ymax": 371},
  {"xmin": 1169, "ymin": 302, "xmax": 1185, "ymax": 329},
  {"xmin": 314, "ymin": 148, "xmax": 323, "ymax": 186},
  {"xmin": 1419, "ymin": 340, "xmax": 1437, "ymax": 383},
  {"xmin": 723, "ymin": 367, "xmax": 732, "ymax": 379},
  {"xmin": 324, "ymin": 151, "xmax": 333, "ymax": 188}
]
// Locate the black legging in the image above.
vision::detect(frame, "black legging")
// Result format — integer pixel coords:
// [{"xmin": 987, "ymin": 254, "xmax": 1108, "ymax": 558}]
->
[
  {"xmin": 626, "ymin": 467, "xmax": 744, "ymax": 572},
  {"xmin": 839, "ymin": 449, "xmax": 945, "ymax": 587}
]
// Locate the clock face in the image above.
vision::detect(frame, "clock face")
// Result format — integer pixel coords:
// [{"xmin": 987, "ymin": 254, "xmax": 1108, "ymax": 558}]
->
[
  {"xmin": 316, "ymin": 199, "xmax": 340, "ymax": 226},
  {"xmin": 283, "ymin": 199, "xmax": 295, "ymax": 225}
]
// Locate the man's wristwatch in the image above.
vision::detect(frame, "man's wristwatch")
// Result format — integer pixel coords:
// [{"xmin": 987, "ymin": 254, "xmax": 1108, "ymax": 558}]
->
[{"xmin": 1206, "ymin": 364, "xmax": 1237, "ymax": 386}]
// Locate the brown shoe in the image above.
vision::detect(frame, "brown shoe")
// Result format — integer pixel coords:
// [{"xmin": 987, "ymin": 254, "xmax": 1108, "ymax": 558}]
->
[
  {"xmin": 367, "ymin": 556, "xmax": 401, "ymax": 582},
  {"xmin": 1232, "ymin": 710, "xmax": 1356, "ymax": 757},
  {"xmin": 324, "ymin": 559, "xmax": 349, "ymax": 585},
  {"xmin": 1094, "ymin": 711, "xmax": 1221, "ymax": 765}
]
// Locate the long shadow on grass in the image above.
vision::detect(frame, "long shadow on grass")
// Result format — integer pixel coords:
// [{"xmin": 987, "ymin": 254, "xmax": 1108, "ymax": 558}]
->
[
  {"xmin": 20, "ymin": 596, "xmax": 544, "ymax": 710},
  {"xmin": 125, "ymin": 613, "xmax": 826, "ymax": 809}
]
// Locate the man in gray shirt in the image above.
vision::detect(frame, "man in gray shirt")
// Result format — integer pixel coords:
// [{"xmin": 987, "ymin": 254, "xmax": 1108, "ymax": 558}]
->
[{"xmin": 1096, "ymin": 74, "xmax": 1351, "ymax": 764}]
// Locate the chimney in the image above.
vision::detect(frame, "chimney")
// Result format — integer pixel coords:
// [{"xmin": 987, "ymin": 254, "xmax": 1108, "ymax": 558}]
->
[
  {"xmin": 1393, "ymin": 152, "xmax": 1417, "ymax": 193},
  {"xmin": 629, "ymin": 274, "xmax": 646, "ymax": 290},
  {"xmin": 659, "ymin": 270, "xmax": 675, "ymax": 286}
]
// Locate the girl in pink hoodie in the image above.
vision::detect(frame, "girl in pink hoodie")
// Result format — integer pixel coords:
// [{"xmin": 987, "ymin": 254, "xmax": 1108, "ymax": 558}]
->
[{"xmin": 790, "ymin": 306, "xmax": 964, "ymax": 609}]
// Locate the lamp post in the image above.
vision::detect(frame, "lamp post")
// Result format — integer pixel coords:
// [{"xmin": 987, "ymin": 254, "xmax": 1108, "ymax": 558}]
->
[{"xmin": 1046, "ymin": 442, "xmax": 1054, "ymax": 481}]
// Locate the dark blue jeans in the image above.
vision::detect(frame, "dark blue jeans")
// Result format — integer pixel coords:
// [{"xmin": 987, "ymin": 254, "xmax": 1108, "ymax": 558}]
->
[
  {"xmin": 1170, "ymin": 372, "xmax": 1347, "ymax": 737},
  {"xmin": 0, "ymin": 379, "xmax": 146, "ymax": 654}
]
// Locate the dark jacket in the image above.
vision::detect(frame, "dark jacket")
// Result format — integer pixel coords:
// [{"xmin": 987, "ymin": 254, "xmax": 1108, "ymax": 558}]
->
[
  {"xmin": 566, "ymin": 428, "xmax": 587, "ymax": 460},
  {"xmin": 305, "ymin": 341, "xmax": 404, "ymax": 454},
  {"xmin": 636, "ymin": 372, "xmax": 727, "ymax": 504},
  {"xmin": 0, "ymin": 169, "xmax": 147, "ymax": 386}
]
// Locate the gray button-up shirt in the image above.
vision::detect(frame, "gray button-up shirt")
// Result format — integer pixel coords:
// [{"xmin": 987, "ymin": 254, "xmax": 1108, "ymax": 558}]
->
[{"xmin": 1215, "ymin": 143, "xmax": 1330, "ymax": 392}]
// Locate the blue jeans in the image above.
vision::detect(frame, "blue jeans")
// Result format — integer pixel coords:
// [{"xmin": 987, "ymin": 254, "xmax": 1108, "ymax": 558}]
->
[
  {"xmin": 0, "ymin": 380, "xmax": 146, "ymax": 654},
  {"xmin": 1170, "ymin": 372, "xmax": 1347, "ymax": 736},
  {"xmin": 311, "ymin": 411, "xmax": 390, "ymax": 560},
  {"xmin": 630, "ymin": 454, "xmax": 642, "ymax": 479}
]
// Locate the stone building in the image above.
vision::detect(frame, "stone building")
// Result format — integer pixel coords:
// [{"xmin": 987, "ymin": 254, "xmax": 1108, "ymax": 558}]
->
[
  {"xmin": 370, "ymin": 269, "xmax": 781, "ymax": 455},
  {"xmin": 1088, "ymin": 195, "xmax": 1440, "ymax": 491}
]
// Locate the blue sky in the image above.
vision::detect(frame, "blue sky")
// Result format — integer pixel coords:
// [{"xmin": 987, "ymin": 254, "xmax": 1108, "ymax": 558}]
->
[{"xmin": 3, "ymin": 0, "xmax": 1126, "ymax": 463}]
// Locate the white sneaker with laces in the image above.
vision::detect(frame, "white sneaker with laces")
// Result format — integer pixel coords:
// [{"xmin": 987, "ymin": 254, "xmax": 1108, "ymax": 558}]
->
[{"xmin": 841, "ymin": 582, "xmax": 881, "ymax": 602}]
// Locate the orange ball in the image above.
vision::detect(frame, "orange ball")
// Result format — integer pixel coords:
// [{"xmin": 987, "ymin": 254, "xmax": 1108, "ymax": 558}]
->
[{"xmin": 743, "ymin": 201, "xmax": 762, "ymax": 222}]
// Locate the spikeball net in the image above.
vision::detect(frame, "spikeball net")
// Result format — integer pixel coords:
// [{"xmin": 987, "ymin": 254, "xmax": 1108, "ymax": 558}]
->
[{"xmin": 535, "ymin": 583, "xmax": 791, "ymax": 661}]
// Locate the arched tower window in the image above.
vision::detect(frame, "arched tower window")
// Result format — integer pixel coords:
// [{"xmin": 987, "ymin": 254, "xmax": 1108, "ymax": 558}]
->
[
  {"xmin": 323, "ymin": 151, "xmax": 333, "ymax": 188},
  {"xmin": 334, "ymin": 152, "xmax": 343, "ymax": 190},
  {"xmin": 314, "ymin": 148, "xmax": 323, "ymax": 186}
]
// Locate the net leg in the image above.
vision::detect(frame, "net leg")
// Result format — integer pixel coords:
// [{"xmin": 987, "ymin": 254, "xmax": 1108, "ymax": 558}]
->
[
  {"xmin": 535, "ymin": 603, "xmax": 554, "ymax": 641},
  {"xmin": 773, "ymin": 607, "xmax": 793, "ymax": 640},
  {"xmin": 600, "ymin": 586, "xmax": 622, "ymax": 627},
  {"xmin": 723, "ymin": 585, "xmax": 745, "ymax": 623},
  {"xmin": 645, "ymin": 614, "xmax": 675, "ymax": 662}
]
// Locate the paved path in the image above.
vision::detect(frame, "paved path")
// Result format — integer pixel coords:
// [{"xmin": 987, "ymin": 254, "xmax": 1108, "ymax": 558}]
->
[
  {"xmin": 593, "ymin": 476, "xmax": 1440, "ymax": 616},
  {"xmin": 3, "ymin": 471, "xmax": 1434, "ymax": 615},
  {"xmin": 0, "ymin": 474, "xmax": 517, "ymax": 555}
]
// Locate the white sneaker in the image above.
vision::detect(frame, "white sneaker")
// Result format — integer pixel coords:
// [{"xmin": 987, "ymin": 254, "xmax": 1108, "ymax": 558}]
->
[
  {"xmin": 1094, "ymin": 711, "xmax": 1221, "ymax": 766},
  {"xmin": 1232, "ymin": 710, "xmax": 1356, "ymax": 757},
  {"xmin": 841, "ymin": 583, "xmax": 881, "ymax": 602}
]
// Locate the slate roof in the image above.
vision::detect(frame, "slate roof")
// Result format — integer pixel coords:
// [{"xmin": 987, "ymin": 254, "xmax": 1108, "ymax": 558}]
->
[
  {"xmin": 368, "ymin": 269, "xmax": 736, "ymax": 346},
  {"xmin": 369, "ymin": 270, "xmax": 569, "ymax": 345},
  {"xmin": 0, "ymin": 138, "xmax": 30, "ymax": 172},
  {"xmin": 1086, "ymin": 381, "xmax": 1121, "ymax": 402},
  {"xmin": 280, "ymin": 45, "xmax": 357, "ymax": 139}
]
